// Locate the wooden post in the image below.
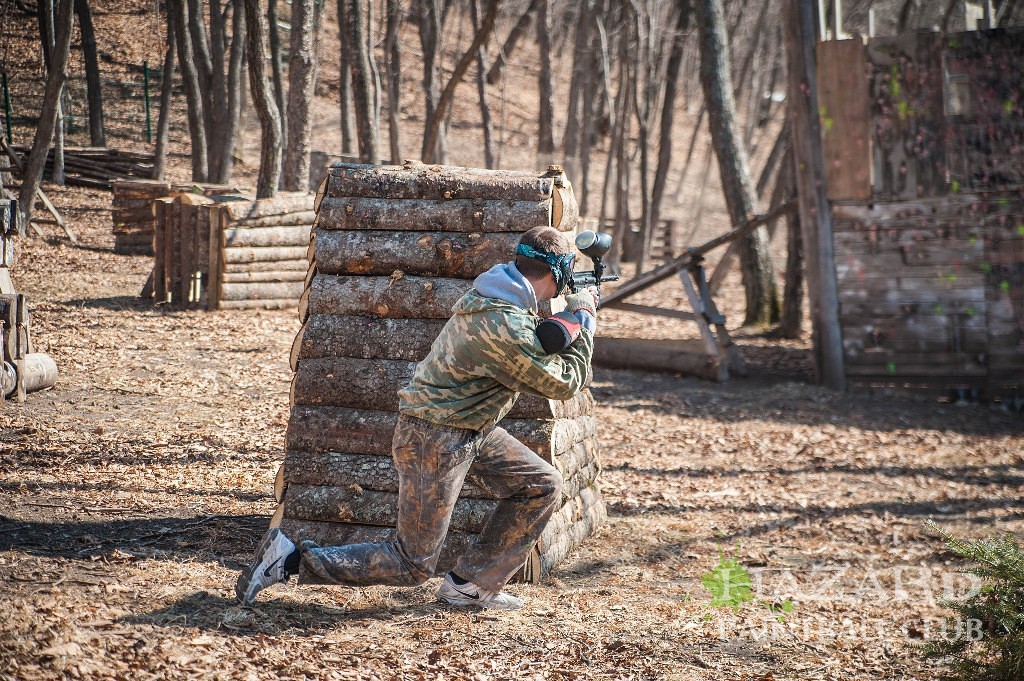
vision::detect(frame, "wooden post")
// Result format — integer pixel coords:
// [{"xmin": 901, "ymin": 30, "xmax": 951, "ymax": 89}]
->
[{"xmin": 783, "ymin": 0, "xmax": 845, "ymax": 391}]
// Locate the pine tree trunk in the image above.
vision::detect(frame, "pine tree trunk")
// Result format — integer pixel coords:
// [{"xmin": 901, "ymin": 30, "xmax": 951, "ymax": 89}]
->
[
  {"xmin": 75, "ymin": 0, "xmax": 105, "ymax": 147},
  {"xmin": 282, "ymin": 0, "xmax": 321, "ymax": 190},
  {"xmin": 344, "ymin": 0, "xmax": 380, "ymax": 164},
  {"xmin": 536, "ymin": 0, "xmax": 554, "ymax": 154},
  {"xmin": 18, "ymin": 0, "xmax": 73, "ymax": 232},
  {"xmin": 244, "ymin": 0, "xmax": 283, "ymax": 197},
  {"xmin": 152, "ymin": 8, "xmax": 176, "ymax": 180},
  {"xmin": 169, "ymin": 0, "xmax": 209, "ymax": 181},
  {"xmin": 384, "ymin": 0, "xmax": 403, "ymax": 162},
  {"xmin": 695, "ymin": 0, "xmax": 778, "ymax": 326}
]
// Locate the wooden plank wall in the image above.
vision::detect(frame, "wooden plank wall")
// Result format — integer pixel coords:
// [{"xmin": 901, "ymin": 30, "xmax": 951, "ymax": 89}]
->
[
  {"xmin": 832, "ymin": 194, "xmax": 1023, "ymax": 397},
  {"xmin": 815, "ymin": 39, "xmax": 872, "ymax": 201}
]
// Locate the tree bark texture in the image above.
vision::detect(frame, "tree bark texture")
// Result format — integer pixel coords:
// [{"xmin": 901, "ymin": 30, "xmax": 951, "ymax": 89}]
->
[
  {"xmin": 219, "ymin": 0, "xmax": 248, "ymax": 184},
  {"xmin": 311, "ymin": 229, "xmax": 520, "ymax": 277},
  {"xmin": 223, "ymin": 245, "xmax": 307, "ymax": 264},
  {"xmin": 420, "ymin": 0, "xmax": 499, "ymax": 164},
  {"xmin": 74, "ymin": 0, "xmax": 105, "ymax": 147},
  {"xmin": 267, "ymin": 0, "xmax": 287, "ymax": 151},
  {"xmin": 384, "ymin": 0, "xmax": 403, "ymax": 162},
  {"xmin": 324, "ymin": 162, "xmax": 555, "ymax": 201},
  {"xmin": 536, "ymin": 0, "xmax": 555, "ymax": 154},
  {"xmin": 337, "ymin": 0, "xmax": 356, "ymax": 154},
  {"xmin": 302, "ymin": 274, "xmax": 471, "ymax": 319},
  {"xmin": 222, "ymin": 194, "xmax": 314, "ymax": 221},
  {"xmin": 223, "ymin": 225, "xmax": 312, "ymax": 248},
  {"xmin": 471, "ymin": 0, "xmax": 495, "ymax": 168},
  {"xmin": 316, "ymin": 196, "xmax": 550, "ymax": 233},
  {"xmin": 244, "ymin": 0, "xmax": 283, "ymax": 198},
  {"xmin": 343, "ymin": 0, "xmax": 381, "ymax": 164},
  {"xmin": 292, "ymin": 315, "xmax": 448, "ymax": 365},
  {"xmin": 778, "ymin": 147, "xmax": 804, "ymax": 339},
  {"xmin": 286, "ymin": 404, "xmax": 597, "ymax": 460},
  {"xmin": 281, "ymin": 0, "xmax": 321, "ymax": 190},
  {"xmin": 415, "ymin": 0, "xmax": 446, "ymax": 162},
  {"xmin": 220, "ymin": 280, "xmax": 304, "ymax": 301},
  {"xmin": 18, "ymin": 0, "xmax": 73, "ymax": 232},
  {"xmin": 695, "ymin": 0, "xmax": 778, "ymax": 326},
  {"xmin": 152, "ymin": 9, "xmax": 176, "ymax": 181}
]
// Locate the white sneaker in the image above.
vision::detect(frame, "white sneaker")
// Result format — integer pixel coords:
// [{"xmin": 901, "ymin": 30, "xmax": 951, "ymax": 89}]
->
[
  {"xmin": 235, "ymin": 528, "xmax": 297, "ymax": 606},
  {"xmin": 437, "ymin": 572, "xmax": 524, "ymax": 611}
]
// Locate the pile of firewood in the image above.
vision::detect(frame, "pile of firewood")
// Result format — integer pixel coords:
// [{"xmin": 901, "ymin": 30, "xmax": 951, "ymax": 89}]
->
[
  {"xmin": 12, "ymin": 146, "xmax": 154, "ymax": 190},
  {"xmin": 147, "ymin": 192, "xmax": 314, "ymax": 310},
  {"xmin": 278, "ymin": 161, "xmax": 604, "ymax": 583},
  {"xmin": 111, "ymin": 179, "xmax": 235, "ymax": 255}
]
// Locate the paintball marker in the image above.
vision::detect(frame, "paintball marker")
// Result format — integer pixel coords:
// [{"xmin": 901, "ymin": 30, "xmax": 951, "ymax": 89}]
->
[{"xmin": 535, "ymin": 230, "xmax": 619, "ymax": 354}]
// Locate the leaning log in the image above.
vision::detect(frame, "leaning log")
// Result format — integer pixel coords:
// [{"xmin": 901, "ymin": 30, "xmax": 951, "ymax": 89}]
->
[
  {"xmin": 312, "ymin": 229, "xmax": 519, "ymax": 278},
  {"xmin": 286, "ymin": 405, "xmax": 596, "ymax": 460},
  {"xmin": 283, "ymin": 484, "xmax": 497, "ymax": 533},
  {"xmin": 291, "ymin": 315, "xmax": 449, "ymax": 367},
  {"xmin": 325, "ymin": 162, "xmax": 555, "ymax": 202},
  {"xmin": 301, "ymin": 274, "xmax": 471, "ymax": 319},
  {"xmin": 290, "ymin": 355, "xmax": 595, "ymax": 419},
  {"xmin": 222, "ymin": 225, "xmax": 312, "ymax": 248},
  {"xmin": 315, "ymin": 197, "xmax": 550, "ymax": 233}
]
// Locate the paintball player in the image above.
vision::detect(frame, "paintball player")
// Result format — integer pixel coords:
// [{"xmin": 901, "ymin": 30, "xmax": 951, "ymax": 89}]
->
[{"xmin": 235, "ymin": 225, "xmax": 598, "ymax": 611}]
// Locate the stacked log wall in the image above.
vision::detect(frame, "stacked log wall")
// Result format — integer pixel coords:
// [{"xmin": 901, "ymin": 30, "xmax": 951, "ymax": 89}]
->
[
  {"xmin": 111, "ymin": 180, "xmax": 234, "ymax": 255},
  {"xmin": 284, "ymin": 161, "xmax": 605, "ymax": 583}
]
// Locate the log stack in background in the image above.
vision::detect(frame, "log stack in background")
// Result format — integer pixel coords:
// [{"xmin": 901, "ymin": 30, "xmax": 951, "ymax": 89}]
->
[
  {"xmin": 148, "ymin": 193, "xmax": 314, "ymax": 310},
  {"xmin": 280, "ymin": 161, "xmax": 604, "ymax": 583},
  {"xmin": 111, "ymin": 179, "xmax": 234, "ymax": 255}
]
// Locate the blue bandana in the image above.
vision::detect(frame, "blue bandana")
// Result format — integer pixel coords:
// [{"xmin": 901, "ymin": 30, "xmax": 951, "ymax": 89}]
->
[{"xmin": 516, "ymin": 243, "xmax": 576, "ymax": 296}]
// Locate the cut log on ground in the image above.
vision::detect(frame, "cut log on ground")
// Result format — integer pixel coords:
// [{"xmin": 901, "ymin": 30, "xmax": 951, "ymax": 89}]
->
[
  {"xmin": 315, "ymin": 197, "xmax": 551, "ymax": 233},
  {"xmin": 592, "ymin": 336, "xmax": 726, "ymax": 382},
  {"xmin": 301, "ymin": 274, "xmax": 471, "ymax": 319},
  {"xmin": 312, "ymin": 229, "xmax": 519, "ymax": 278}
]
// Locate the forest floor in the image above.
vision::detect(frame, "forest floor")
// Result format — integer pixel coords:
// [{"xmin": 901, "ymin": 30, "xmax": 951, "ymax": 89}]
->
[{"xmin": 2, "ymin": 186, "xmax": 1023, "ymax": 681}]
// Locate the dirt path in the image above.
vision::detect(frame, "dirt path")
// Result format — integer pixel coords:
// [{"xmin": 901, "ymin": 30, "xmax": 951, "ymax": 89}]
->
[{"xmin": 2, "ymin": 188, "xmax": 1023, "ymax": 680}]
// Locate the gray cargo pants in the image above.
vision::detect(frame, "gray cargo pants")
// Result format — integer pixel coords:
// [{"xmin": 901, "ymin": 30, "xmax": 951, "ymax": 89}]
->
[{"xmin": 300, "ymin": 414, "xmax": 563, "ymax": 592}]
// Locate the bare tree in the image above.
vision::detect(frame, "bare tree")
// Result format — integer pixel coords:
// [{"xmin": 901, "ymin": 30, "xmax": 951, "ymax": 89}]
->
[
  {"xmin": 384, "ymin": 0, "xmax": 403, "ymax": 162},
  {"xmin": 169, "ymin": 0, "xmax": 209, "ymax": 180},
  {"xmin": 267, "ymin": 0, "xmax": 287, "ymax": 152},
  {"xmin": 338, "ymin": 0, "xmax": 356, "ymax": 154},
  {"xmin": 486, "ymin": 0, "xmax": 539, "ymax": 85},
  {"xmin": 152, "ymin": 8, "xmax": 177, "ymax": 180},
  {"xmin": 414, "ymin": 0, "xmax": 447, "ymax": 162},
  {"xmin": 536, "ymin": 0, "xmax": 554, "ymax": 154},
  {"xmin": 19, "ymin": 0, "xmax": 73, "ymax": 232},
  {"xmin": 75, "ymin": 0, "xmax": 104, "ymax": 147},
  {"xmin": 420, "ymin": 0, "xmax": 500, "ymax": 164},
  {"xmin": 282, "ymin": 0, "xmax": 323, "ymax": 190},
  {"xmin": 244, "ymin": 0, "xmax": 283, "ymax": 197},
  {"xmin": 695, "ymin": 0, "xmax": 778, "ymax": 326},
  {"xmin": 342, "ymin": 0, "xmax": 380, "ymax": 164},
  {"xmin": 471, "ymin": 0, "xmax": 495, "ymax": 168}
]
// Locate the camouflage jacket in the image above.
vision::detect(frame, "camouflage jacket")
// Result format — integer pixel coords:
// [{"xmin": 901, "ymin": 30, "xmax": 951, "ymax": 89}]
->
[{"xmin": 397, "ymin": 290, "xmax": 594, "ymax": 432}]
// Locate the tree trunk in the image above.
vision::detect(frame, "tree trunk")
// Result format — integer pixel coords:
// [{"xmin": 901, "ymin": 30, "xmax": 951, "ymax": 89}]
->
[
  {"xmin": 485, "ymin": 0, "xmax": 539, "ymax": 85},
  {"xmin": 218, "ymin": 0, "xmax": 247, "ymax": 184},
  {"xmin": 471, "ymin": 0, "xmax": 495, "ymax": 168},
  {"xmin": 267, "ymin": 0, "xmax": 287, "ymax": 154},
  {"xmin": 18, "ymin": 0, "xmax": 73, "ymax": 233},
  {"xmin": 421, "ymin": 0, "xmax": 499, "ymax": 163},
  {"xmin": 169, "ymin": 0, "xmax": 209, "ymax": 181},
  {"xmin": 695, "ymin": 0, "xmax": 778, "ymax": 326},
  {"xmin": 39, "ymin": 0, "xmax": 65, "ymax": 185},
  {"xmin": 152, "ymin": 7, "xmax": 177, "ymax": 180},
  {"xmin": 384, "ymin": 0, "xmax": 402, "ymax": 162},
  {"xmin": 37, "ymin": 0, "xmax": 53, "ymax": 72},
  {"xmin": 337, "ymin": 0, "xmax": 356, "ymax": 154},
  {"xmin": 778, "ymin": 147, "xmax": 803, "ymax": 339},
  {"xmin": 75, "ymin": 0, "xmax": 105, "ymax": 147},
  {"xmin": 650, "ymin": 1, "xmax": 690, "ymax": 233},
  {"xmin": 415, "ymin": 0, "xmax": 446, "ymax": 163},
  {"xmin": 536, "ymin": 0, "xmax": 554, "ymax": 154},
  {"xmin": 244, "ymin": 0, "xmax": 283, "ymax": 197},
  {"xmin": 344, "ymin": 0, "xmax": 380, "ymax": 164},
  {"xmin": 282, "ymin": 0, "xmax": 321, "ymax": 190},
  {"xmin": 562, "ymin": 0, "xmax": 595, "ymax": 162}
]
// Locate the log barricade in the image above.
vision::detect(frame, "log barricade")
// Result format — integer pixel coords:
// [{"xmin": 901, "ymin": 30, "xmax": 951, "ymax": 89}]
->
[
  {"xmin": 283, "ymin": 160, "xmax": 605, "ymax": 584},
  {"xmin": 147, "ymin": 192, "xmax": 315, "ymax": 310},
  {"xmin": 111, "ymin": 179, "xmax": 234, "ymax": 255}
]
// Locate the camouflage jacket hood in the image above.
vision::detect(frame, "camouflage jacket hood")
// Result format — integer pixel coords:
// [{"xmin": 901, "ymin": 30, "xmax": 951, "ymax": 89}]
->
[{"xmin": 397, "ymin": 265, "xmax": 593, "ymax": 432}]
